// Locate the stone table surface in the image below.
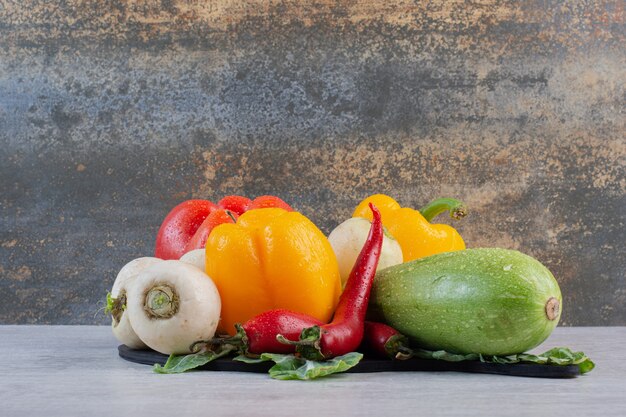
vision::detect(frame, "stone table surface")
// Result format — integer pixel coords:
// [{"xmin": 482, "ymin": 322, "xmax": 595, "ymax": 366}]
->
[{"xmin": 1, "ymin": 326, "xmax": 624, "ymax": 417}]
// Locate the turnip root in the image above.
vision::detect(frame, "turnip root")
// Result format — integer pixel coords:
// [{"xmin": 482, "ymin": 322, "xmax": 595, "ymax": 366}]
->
[
  {"xmin": 328, "ymin": 217, "xmax": 403, "ymax": 287},
  {"xmin": 126, "ymin": 260, "xmax": 221, "ymax": 355},
  {"xmin": 108, "ymin": 257, "xmax": 163, "ymax": 349},
  {"xmin": 179, "ymin": 249, "xmax": 205, "ymax": 272}
]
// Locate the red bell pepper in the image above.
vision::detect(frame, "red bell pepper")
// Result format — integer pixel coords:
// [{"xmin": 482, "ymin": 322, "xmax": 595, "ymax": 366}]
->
[
  {"xmin": 183, "ymin": 209, "xmax": 238, "ymax": 253},
  {"xmin": 246, "ymin": 195, "xmax": 294, "ymax": 212},
  {"xmin": 154, "ymin": 200, "xmax": 217, "ymax": 260},
  {"xmin": 217, "ymin": 195, "xmax": 251, "ymax": 216},
  {"xmin": 155, "ymin": 195, "xmax": 295, "ymax": 260}
]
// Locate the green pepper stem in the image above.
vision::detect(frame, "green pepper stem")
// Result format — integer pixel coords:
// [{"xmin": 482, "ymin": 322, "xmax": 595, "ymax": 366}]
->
[
  {"xmin": 395, "ymin": 346, "xmax": 414, "ymax": 360},
  {"xmin": 225, "ymin": 210, "xmax": 237, "ymax": 223},
  {"xmin": 419, "ymin": 198, "xmax": 468, "ymax": 222},
  {"xmin": 277, "ymin": 327, "xmax": 325, "ymax": 361}
]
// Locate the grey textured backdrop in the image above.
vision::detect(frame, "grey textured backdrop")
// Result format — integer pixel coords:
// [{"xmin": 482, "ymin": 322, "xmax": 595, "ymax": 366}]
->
[{"xmin": 0, "ymin": 1, "xmax": 624, "ymax": 325}]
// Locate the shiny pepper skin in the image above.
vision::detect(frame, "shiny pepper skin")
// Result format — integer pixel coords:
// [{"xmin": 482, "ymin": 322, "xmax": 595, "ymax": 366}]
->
[
  {"xmin": 353, "ymin": 194, "xmax": 465, "ymax": 262},
  {"xmin": 205, "ymin": 208, "xmax": 342, "ymax": 335}
]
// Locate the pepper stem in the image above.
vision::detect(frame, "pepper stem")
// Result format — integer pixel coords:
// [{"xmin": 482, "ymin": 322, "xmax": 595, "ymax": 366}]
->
[
  {"xmin": 188, "ymin": 339, "xmax": 239, "ymax": 357},
  {"xmin": 192, "ymin": 323, "xmax": 248, "ymax": 354},
  {"xmin": 384, "ymin": 334, "xmax": 413, "ymax": 360},
  {"xmin": 419, "ymin": 197, "xmax": 468, "ymax": 222},
  {"xmin": 225, "ymin": 210, "xmax": 237, "ymax": 223},
  {"xmin": 276, "ymin": 326, "xmax": 325, "ymax": 361}
]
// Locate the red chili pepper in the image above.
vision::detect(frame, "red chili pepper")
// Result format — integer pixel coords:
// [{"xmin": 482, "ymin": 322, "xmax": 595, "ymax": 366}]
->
[
  {"xmin": 154, "ymin": 200, "xmax": 217, "ymax": 260},
  {"xmin": 217, "ymin": 195, "xmax": 251, "ymax": 216},
  {"xmin": 198, "ymin": 309, "xmax": 324, "ymax": 356},
  {"xmin": 279, "ymin": 202, "xmax": 383, "ymax": 360},
  {"xmin": 246, "ymin": 195, "xmax": 294, "ymax": 211},
  {"xmin": 361, "ymin": 321, "xmax": 412, "ymax": 360},
  {"xmin": 183, "ymin": 209, "xmax": 238, "ymax": 253}
]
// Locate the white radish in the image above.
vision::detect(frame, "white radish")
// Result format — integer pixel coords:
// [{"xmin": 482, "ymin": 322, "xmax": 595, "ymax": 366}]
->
[
  {"xmin": 328, "ymin": 217, "xmax": 403, "ymax": 287},
  {"xmin": 109, "ymin": 257, "xmax": 163, "ymax": 349},
  {"xmin": 126, "ymin": 260, "xmax": 221, "ymax": 355},
  {"xmin": 179, "ymin": 249, "xmax": 206, "ymax": 272}
]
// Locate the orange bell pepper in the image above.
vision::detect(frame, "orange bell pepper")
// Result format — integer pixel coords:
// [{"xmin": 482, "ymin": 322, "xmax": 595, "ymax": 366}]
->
[
  {"xmin": 353, "ymin": 194, "xmax": 466, "ymax": 262},
  {"xmin": 205, "ymin": 208, "xmax": 342, "ymax": 335}
]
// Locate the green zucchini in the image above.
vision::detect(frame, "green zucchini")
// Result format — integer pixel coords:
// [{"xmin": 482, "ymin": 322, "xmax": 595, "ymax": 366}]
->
[{"xmin": 368, "ymin": 248, "xmax": 562, "ymax": 355}]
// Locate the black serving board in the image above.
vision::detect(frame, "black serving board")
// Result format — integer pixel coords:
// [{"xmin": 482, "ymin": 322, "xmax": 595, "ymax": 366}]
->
[{"xmin": 118, "ymin": 345, "xmax": 581, "ymax": 378}]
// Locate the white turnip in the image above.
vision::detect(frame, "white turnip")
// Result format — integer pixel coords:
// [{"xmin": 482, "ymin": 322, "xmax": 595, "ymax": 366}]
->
[
  {"xmin": 108, "ymin": 257, "xmax": 163, "ymax": 349},
  {"xmin": 179, "ymin": 249, "xmax": 205, "ymax": 272},
  {"xmin": 126, "ymin": 260, "xmax": 221, "ymax": 355}
]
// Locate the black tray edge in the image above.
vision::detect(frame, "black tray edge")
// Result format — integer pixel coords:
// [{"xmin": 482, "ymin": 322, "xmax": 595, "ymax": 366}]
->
[{"xmin": 118, "ymin": 345, "xmax": 581, "ymax": 378}]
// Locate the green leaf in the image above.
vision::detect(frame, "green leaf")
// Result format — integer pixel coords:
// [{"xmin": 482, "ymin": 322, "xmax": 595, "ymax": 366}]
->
[
  {"xmin": 413, "ymin": 349, "xmax": 479, "ymax": 362},
  {"xmin": 537, "ymin": 347, "xmax": 595, "ymax": 374},
  {"xmin": 234, "ymin": 352, "xmax": 363, "ymax": 380},
  {"xmin": 104, "ymin": 292, "xmax": 125, "ymax": 321},
  {"xmin": 153, "ymin": 345, "xmax": 235, "ymax": 374},
  {"xmin": 104, "ymin": 292, "xmax": 114, "ymax": 315},
  {"xmin": 488, "ymin": 347, "xmax": 595, "ymax": 374},
  {"xmin": 577, "ymin": 357, "xmax": 596, "ymax": 374},
  {"xmin": 232, "ymin": 354, "xmax": 267, "ymax": 364},
  {"xmin": 412, "ymin": 346, "xmax": 594, "ymax": 374},
  {"xmin": 153, "ymin": 351, "xmax": 218, "ymax": 374}
]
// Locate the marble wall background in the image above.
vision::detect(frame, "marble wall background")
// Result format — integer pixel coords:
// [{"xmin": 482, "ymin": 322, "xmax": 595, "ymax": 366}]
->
[{"xmin": 0, "ymin": 1, "xmax": 624, "ymax": 325}]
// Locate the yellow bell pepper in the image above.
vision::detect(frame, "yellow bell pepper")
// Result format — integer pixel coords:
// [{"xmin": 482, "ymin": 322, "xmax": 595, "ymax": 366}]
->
[
  {"xmin": 353, "ymin": 194, "xmax": 466, "ymax": 262},
  {"xmin": 205, "ymin": 208, "xmax": 342, "ymax": 335}
]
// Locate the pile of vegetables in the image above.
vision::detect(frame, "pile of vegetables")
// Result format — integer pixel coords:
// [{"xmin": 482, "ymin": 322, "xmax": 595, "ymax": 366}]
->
[{"xmin": 106, "ymin": 193, "xmax": 594, "ymax": 380}]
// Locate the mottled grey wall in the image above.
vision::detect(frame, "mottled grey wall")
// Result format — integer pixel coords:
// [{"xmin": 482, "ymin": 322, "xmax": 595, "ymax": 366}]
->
[{"xmin": 0, "ymin": 1, "xmax": 624, "ymax": 325}]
